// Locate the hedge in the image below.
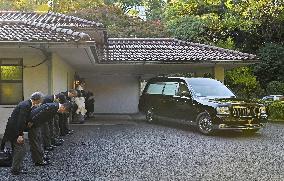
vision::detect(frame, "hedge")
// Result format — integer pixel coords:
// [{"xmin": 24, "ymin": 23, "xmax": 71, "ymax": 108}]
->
[{"xmin": 268, "ymin": 101, "xmax": 284, "ymax": 121}]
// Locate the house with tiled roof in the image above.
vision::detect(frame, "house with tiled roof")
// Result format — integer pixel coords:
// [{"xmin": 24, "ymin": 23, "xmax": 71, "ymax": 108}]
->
[{"xmin": 0, "ymin": 11, "xmax": 257, "ymax": 130}]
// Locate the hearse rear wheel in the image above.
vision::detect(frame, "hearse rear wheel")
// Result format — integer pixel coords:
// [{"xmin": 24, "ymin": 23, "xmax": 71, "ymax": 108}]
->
[
  {"xmin": 197, "ymin": 112, "xmax": 214, "ymax": 135},
  {"xmin": 146, "ymin": 107, "xmax": 155, "ymax": 123}
]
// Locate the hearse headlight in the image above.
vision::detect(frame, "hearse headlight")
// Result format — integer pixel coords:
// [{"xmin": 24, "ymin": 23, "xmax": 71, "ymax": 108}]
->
[
  {"xmin": 216, "ymin": 106, "xmax": 230, "ymax": 115},
  {"xmin": 259, "ymin": 106, "xmax": 266, "ymax": 114}
]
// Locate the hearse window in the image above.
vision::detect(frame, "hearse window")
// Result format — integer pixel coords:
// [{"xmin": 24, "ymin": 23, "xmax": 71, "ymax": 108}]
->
[
  {"xmin": 163, "ymin": 82, "xmax": 178, "ymax": 96},
  {"xmin": 146, "ymin": 83, "xmax": 164, "ymax": 95}
]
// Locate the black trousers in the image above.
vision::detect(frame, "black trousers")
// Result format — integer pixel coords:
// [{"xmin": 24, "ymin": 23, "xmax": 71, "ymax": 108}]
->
[
  {"xmin": 58, "ymin": 114, "xmax": 68, "ymax": 136},
  {"xmin": 0, "ymin": 135, "xmax": 7, "ymax": 150},
  {"xmin": 11, "ymin": 139, "xmax": 26, "ymax": 172},
  {"xmin": 28, "ymin": 126, "xmax": 44, "ymax": 164}
]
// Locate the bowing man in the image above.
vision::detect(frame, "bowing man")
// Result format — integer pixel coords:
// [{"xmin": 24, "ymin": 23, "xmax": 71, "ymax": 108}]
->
[{"xmin": 1, "ymin": 92, "xmax": 44, "ymax": 175}]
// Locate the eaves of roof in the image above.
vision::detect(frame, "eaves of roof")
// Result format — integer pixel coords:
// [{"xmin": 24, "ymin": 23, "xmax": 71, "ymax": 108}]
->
[
  {"xmin": 102, "ymin": 38, "xmax": 257, "ymax": 63},
  {"xmin": 0, "ymin": 41, "xmax": 96, "ymax": 48},
  {"xmin": 0, "ymin": 11, "xmax": 102, "ymax": 44}
]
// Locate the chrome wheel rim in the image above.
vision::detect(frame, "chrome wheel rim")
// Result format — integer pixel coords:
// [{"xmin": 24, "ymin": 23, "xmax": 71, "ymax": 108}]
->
[
  {"xmin": 146, "ymin": 109, "xmax": 153, "ymax": 123},
  {"xmin": 198, "ymin": 115, "xmax": 213, "ymax": 134}
]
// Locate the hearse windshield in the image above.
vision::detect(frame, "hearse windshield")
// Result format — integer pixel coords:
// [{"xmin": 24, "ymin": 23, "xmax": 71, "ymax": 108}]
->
[{"xmin": 187, "ymin": 79, "xmax": 235, "ymax": 98}]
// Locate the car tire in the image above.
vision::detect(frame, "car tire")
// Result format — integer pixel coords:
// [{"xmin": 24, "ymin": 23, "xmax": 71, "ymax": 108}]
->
[
  {"xmin": 146, "ymin": 107, "xmax": 155, "ymax": 123},
  {"xmin": 196, "ymin": 112, "xmax": 214, "ymax": 135},
  {"xmin": 242, "ymin": 129, "xmax": 259, "ymax": 135}
]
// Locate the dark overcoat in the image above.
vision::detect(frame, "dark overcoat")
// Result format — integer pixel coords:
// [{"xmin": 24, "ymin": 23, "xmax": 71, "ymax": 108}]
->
[
  {"xmin": 2, "ymin": 100, "xmax": 32, "ymax": 142},
  {"xmin": 42, "ymin": 95, "xmax": 55, "ymax": 104},
  {"xmin": 30, "ymin": 103, "xmax": 59, "ymax": 127}
]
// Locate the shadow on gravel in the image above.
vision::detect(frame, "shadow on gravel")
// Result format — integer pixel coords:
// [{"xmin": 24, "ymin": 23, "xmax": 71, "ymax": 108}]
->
[
  {"xmin": 213, "ymin": 130, "xmax": 263, "ymax": 138},
  {"xmin": 145, "ymin": 120, "xmax": 264, "ymax": 138},
  {"xmin": 270, "ymin": 121, "xmax": 284, "ymax": 125},
  {"xmin": 150, "ymin": 120, "xmax": 198, "ymax": 132}
]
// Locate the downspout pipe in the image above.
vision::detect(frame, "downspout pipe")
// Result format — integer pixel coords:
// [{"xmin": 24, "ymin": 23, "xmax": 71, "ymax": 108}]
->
[{"xmin": 47, "ymin": 52, "xmax": 52, "ymax": 95}]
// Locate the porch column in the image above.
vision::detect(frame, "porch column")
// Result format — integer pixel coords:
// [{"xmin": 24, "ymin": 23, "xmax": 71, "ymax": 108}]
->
[{"xmin": 213, "ymin": 65, "xmax": 224, "ymax": 82}]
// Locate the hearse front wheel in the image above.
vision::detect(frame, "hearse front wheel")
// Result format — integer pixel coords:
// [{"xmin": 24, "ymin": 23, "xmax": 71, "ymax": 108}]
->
[
  {"xmin": 197, "ymin": 112, "xmax": 214, "ymax": 135},
  {"xmin": 146, "ymin": 107, "xmax": 155, "ymax": 123}
]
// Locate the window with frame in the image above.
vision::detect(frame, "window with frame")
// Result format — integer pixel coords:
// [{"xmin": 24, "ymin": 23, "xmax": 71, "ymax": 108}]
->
[{"xmin": 0, "ymin": 59, "xmax": 23, "ymax": 104}]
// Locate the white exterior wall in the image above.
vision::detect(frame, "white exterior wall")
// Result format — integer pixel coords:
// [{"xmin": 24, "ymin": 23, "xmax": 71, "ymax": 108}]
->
[
  {"xmin": 86, "ymin": 76, "xmax": 140, "ymax": 114},
  {"xmin": 0, "ymin": 105, "xmax": 14, "ymax": 135},
  {"xmin": 52, "ymin": 53, "xmax": 75, "ymax": 93}
]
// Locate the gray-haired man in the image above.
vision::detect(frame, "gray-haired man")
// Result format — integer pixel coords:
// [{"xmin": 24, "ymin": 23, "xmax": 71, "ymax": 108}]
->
[{"xmin": 1, "ymin": 92, "xmax": 44, "ymax": 175}]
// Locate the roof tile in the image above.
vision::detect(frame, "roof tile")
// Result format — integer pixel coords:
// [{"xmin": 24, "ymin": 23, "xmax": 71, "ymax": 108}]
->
[
  {"xmin": 103, "ymin": 38, "xmax": 256, "ymax": 63},
  {"xmin": 0, "ymin": 11, "xmax": 97, "ymax": 43}
]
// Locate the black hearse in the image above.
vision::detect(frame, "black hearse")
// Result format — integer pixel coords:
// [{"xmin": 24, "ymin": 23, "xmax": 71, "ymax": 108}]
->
[{"xmin": 138, "ymin": 77, "xmax": 268, "ymax": 135}]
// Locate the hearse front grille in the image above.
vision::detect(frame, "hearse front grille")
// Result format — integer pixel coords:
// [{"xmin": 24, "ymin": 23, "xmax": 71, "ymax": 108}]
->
[{"xmin": 232, "ymin": 106, "xmax": 256, "ymax": 118}]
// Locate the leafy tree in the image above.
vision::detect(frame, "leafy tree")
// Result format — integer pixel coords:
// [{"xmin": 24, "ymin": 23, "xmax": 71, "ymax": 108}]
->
[
  {"xmin": 71, "ymin": 5, "xmax": 169, "ymax": 38},
  {"xmin": 0, "ymin": 0, "xmax": 105, "ymax": 12},
  {"xmin": 254, "ymin": 43, "xmax": 284, "ymax": 89},
  {"xmin": 164, "ymin": 0, "xmax": 284, "ymax": 52},
  {"xmin": 144, "ymin": 0, "xmax": 166, "ymax": 20},
  {"xmin": 166, "ymin": 15, "xmax": 207, "ymax": 43},
  {"xmin": 0, "ymin": 0, "xmax": 35, "ymax": 10},
  {"xmin": 0, "ymin": 0, "xmax": 16, "ymax": 10},
  {"xmin": 164, "ymin": 1, "xmax": 233, "ymax": 45},
  {"xmin": 104, "ymin": 0, "xmax": 142, "ymax": 12}
]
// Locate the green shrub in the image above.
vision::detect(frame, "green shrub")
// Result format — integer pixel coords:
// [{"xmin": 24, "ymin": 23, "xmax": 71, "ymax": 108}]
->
[
  {"xmin": 225, "ymin": 67, "xmax": 264, "ymax": 99},
  {"xmin": 268, "ymin": 101, "xmax": 284, "ymax": 121}
]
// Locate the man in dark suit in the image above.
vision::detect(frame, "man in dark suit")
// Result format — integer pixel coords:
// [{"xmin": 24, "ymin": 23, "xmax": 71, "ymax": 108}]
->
[
  {"xmin": 85, "ymin": 91, "xmax": 95, "ymax": 119},
  {"xmin": 41, "ymin": 93, "xmax": 66, "ymax": 151},
  {"xmin": 30, "ymin": 102, "xmax": 71, "ymax": 129},
  {"xmin": 59, "ymin": 89, "xmax": 78, "ymax": 136},
  {"xmin": 0, "ymin": 92, "xmax": 44, "ymax": 175}
]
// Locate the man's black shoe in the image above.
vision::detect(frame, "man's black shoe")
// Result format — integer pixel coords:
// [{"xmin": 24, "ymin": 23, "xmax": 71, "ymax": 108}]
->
[
  {"xmin": 11, "ymin": 170, "xmax": 28, "ymax": 175},
  {"xmin": 44, "ymin": 146, "xmax": 54, "ymax": 151},
  {"xmin": 43, "ymin": 155, "xmax": 50, "ymax": 161},
  {"xmin": 35, "ymin": 161, "xmax": 50, "ymax": 166},
  {"xmin": 56, "ymin": 138, "xmax": 64, "ymax": 142},
  {"xmin": 54, "ymin": 141, "xmax": 63, "ymax": 146},
  {"xmin": 35, "ymin": 160, "xmax": 50, "ymax": 166},
  {"xmin": 67, "ymin": 129, "xmax": 74, "ymax": 134}
]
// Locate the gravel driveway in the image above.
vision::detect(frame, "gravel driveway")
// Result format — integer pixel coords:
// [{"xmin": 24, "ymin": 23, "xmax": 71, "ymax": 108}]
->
[{"xmin": 0, "ymin": 121, "xmax": 284, "ymax": 181}]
